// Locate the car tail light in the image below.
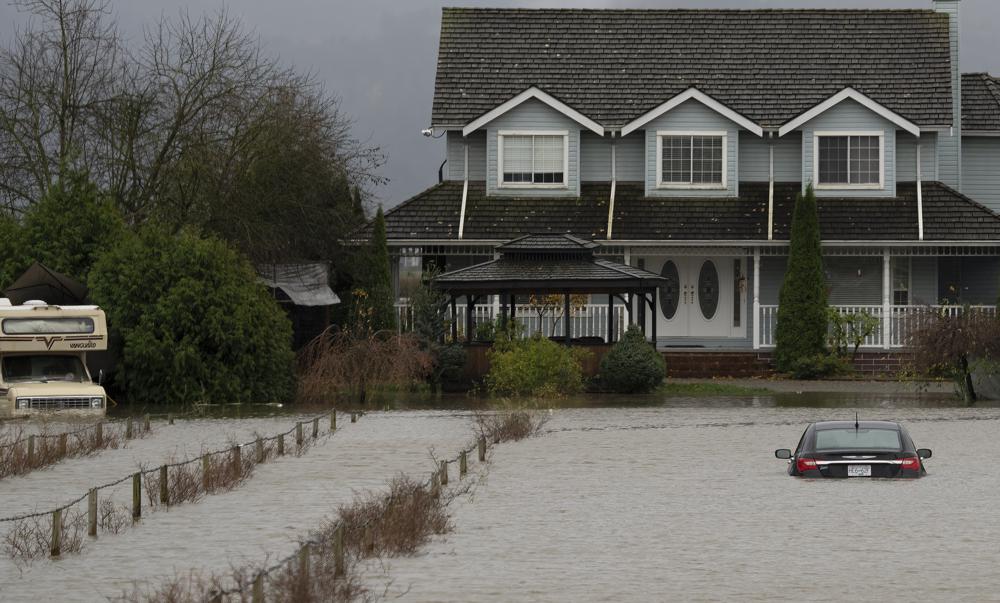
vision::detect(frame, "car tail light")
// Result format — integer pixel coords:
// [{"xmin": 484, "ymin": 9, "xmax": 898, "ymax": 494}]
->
[
  {"xmin": 900, "ymin": 456, "xmax": 920, "ymax": 471},
  {"xmin": 796, "ymin": 457, "xmax": 818, "ymax": 473}
]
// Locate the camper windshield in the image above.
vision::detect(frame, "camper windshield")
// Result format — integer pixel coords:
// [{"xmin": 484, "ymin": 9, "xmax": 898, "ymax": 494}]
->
[{"xmin": 1, "ymin": 355, "xmax": 88, "ymax": 383}]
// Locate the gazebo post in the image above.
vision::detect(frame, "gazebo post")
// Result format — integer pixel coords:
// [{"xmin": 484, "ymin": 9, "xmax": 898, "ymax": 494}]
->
[
  {"xmin": 650, "ymin": 290, "xmax": 658, "ymax": 346},
  {"xmin": 607, "ymin": 294, "xmax": 614, "ymax": 344},
  {"xmin": 466, "ymin": 296, "xmax": 474, "ymax": 344},
  {"xmin": 450, "ymin": 295, "xmax": 458, "ymax": 342},
  {"xmin": 509, "ymin": 293, "xmax": 516, "ymax": 322},
  {"xmin": 626, "ymin": 292, "xmax": 633, "ymax": 324},
  {"xmin": 564, "ymin": 293, "xmax": 572, "ymax": 344},
  {"xmin": 500, "ymin": 292, "xmax": 509, "ymax": 328}
]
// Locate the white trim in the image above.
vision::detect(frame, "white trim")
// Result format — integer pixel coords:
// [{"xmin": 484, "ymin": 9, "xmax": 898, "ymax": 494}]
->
[
  {"xmin": 655, "ymin": 130, "xmax": 728, "ymax": 190},
  {"xmin": 916, "ymin": 141, "xmax": 924, "ymax": 241},
  {"xmin": 752, "ymin": 247, "xmax": 760, "ymax": 350},
  {"xmin": 812, "ymin": 131, "xmax": 885, "ymax": 190},
  {"xmin": 458, "ymin": 142, "xmax": 469, "ymax": 240},
  {"xmin": 778, "ymin": 87, "xmax": 921, "ymax": 137},
  {"xmin": 621, "ymin": 88, "xmax": 763, "ymax": 137},
  {"xmin": 462, "ymin": 87, "xmax": 604, "ymax": 136},
  {"xmin": 496, "ymin": 130, "xmax": 570, "ymax": 190}
]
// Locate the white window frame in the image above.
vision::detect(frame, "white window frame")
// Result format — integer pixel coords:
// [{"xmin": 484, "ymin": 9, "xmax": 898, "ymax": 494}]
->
[
  {"xmin": 813, "ymin": 130, "xmax": 885, "ymax": 191},
  {"xmin": 655, "ymin": 130, "xmax": 728, "ymax": 190},
  {"xmin": 497, "ymin": 130, "xmax": 570, "ymax": 189}
]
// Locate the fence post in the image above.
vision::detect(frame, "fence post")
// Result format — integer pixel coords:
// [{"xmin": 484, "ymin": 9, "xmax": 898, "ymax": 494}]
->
[
  {"xmin": 277, "ymin": 433, "xmax": 285, "ymax": 456},
  {"xmin": 27, "ymin": 435, "xmax": 35, "ymax": 467},
  {"xmin": 50, "ymin": 508, "xmax": 61, "ymax": 557},
  {"xmin": 143, "ymin": 414, "xmax": 151, "ymax": 432},
  {"xmin": 202, "ymin": 454, "xmax": 211, "ymax": 491},
  {"xmin": 459, "ymin": 450, "xmax": 467, "ymax": 478},
  {"xmin": 88, "ymin": 487, "xmax": 98, "ymax": 537},
  {"xmin": 159, "ymin": 465, "xmax": 169, "ymax": 506},
  {"xmin": 256, "ymin": 438, "xmax": 264, "ymax": 464},
  {"xmin": 231, "ymin": 446, "xmax": 241, "ymax": 480},
  {"xmin": 334, "ymin": 526, "xmax": 345, "ymax": 578},
  {"xmin": 58, "ymin": 433, "xmax": 67, "ymax": 457},
  {"xmin": 252, "ymin": 573, "xmax": 264, "ymax": 603},
  {"xmin": 478, "ymin": 436, "xmax": 486, "ymax": 462},
  {"xmin": 439, "ymin": 460, "xmax": 449, "ymax": 486},
  {"xmin": 95, "ymin": 422, "xmax": 103, "ymax": 447},
  {"xmin": 363, "ymin": 526, "xmax": 374, "ymax": 555},
  {"xmin": 132, "ymin": 472, "xmax": 142, "ymax": 520},
  {"xmin": 296, "ymin": 422, "xmax": 303, "ymax": 448},
  {"xmin": 126, "ymin": 417, "xmax": 133, "ymax": 439},
  {"xmin": 351, "ymin": 412, "xmax": 357, "ymax": 423},
  {"xmin": 168, "ymin": 413, "xmax": 174, "ymax": 425},
  {"xmin": 430, "ymin": 471, "xmax": 440, "ymax": 499},
  {"xmin": 330, "ymin": 410, "xmax": 337, "ymax": 431},
  {"xmin": 312, "ymin": 418, "xmax": 318, "ymax": 439},
  {"xmin": 299, "ymin": 542, "xmax": 311, "ymax": 589}
]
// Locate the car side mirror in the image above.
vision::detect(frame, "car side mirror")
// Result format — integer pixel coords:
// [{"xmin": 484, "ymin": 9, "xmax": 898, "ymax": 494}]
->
[
  {"xmin": 917, "ymin": 448, "xmax": 932, "ymax": 459},
  {"xmin": 774, "ymin": 449, "xmax": 792, "ymax": 459}
]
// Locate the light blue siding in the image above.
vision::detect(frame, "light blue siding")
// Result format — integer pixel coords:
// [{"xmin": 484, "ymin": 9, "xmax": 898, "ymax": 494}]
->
[
  {"xmin": 446, "ymin": 130, "xmax": 486, "ymax": 180},
  {"xmin": 896, "ymin": 132, "xmax": 939, "ymax": 182},
  {"xmin": 938, "ymin": 129, "xmax": 962, "ymax": 189},
  {"xmin": 483, "ymin": 98, "xmax": 580, "ymax": 197},
  {"xmin": 643, "ymin": 100, "xmax": 743, "ymax": 197},
  {"xmin": 738, "ymin": 131, "xmax": 802, "ymax": 182},
  {"xmin": 961, "ymin": 137, "xmax": 1000, "ymax": 212},
  {"xmin": 936, "ymin": 0, "xmax": 962, "ymax": 189},
  {"xmin": 910, "ymin": 256, "xmax": 938, "ymax": 305},
  {"xmin": 798, "ymin": 98, "xmax": 897, "ymax": 197},
  {"xmin": 580, "ymin": 132, "xmax": 644, "ymax": 182}
]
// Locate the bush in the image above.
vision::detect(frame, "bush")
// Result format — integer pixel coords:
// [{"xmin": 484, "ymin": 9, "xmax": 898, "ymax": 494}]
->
[
  {"xmin": 598, "ymin": 325, "xmax": 665, "ymax": 393},
  {"xmin": 486, "ymin": 334, "xmax": 587, "ymax": 397},
  {"xmin": 908, "ymin": 308, "xmax": 1000, "ymax": 402},
  {"xmin": 0, "ymin": 213, "xmax": 27, "ymax": 291},
  {"xmin": 775, "ymin": 184, "xmax": 828, "ymax": 373},
  {"xmin": 88, "ymin": 227, "xmax": 296, "ymax": 404},
  {"xmin": 788, "ymin": 354, "xmax": 850, "ymax": 380}
]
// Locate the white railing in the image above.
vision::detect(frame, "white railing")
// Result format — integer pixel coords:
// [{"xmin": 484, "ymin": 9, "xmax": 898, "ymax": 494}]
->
[
  {"xmin": 395, "ymin": 302, "xmax": 626, "ymax": 342},
  {"xmin": 758, "ymin": 304, "xmax": 998, "ymax": 349}
]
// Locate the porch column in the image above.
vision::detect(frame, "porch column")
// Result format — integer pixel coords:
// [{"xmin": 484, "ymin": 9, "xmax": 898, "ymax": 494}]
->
[
  {"xmin": 466, "ymin": 297, "xmax": 474, "ymax": 344},
  {"xmin": 752, "ymin": 247, "xmax": 761, "ymax": 350},
  {"xmin": 450, "ymin": 296, "xmax": 458, "ymax": 343},
  {"xmin": 882, "ymin": 247, "xmax": 891, "ymax": 350},
  {"xmin": 607, "ymin": 294, "xmax": 615, "ymax": 344},
  {"xmin": 564, "ymin": 293, "xmax": 572, "ymax": 344}
]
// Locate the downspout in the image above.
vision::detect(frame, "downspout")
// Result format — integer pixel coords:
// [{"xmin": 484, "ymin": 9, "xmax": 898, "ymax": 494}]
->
[
  {"xmin": 606, "ymin": 132, "xmax": 617, "ymax": 240},
  {"xmin": 767, "ymin": 133, "xmax": 774, "ymax": 241},
  {"xmin": 458, "ymin": 140, "xmax": 469, "ymax": 240},
  {"xmin": 916, "ymin": 139, "xmax": 924, "ymax": 241}
]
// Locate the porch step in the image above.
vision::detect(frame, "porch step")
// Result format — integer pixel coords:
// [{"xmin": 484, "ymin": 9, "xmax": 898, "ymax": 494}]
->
[{"xmin": 662, "ymin": 351, "xmax": 772, "ymax": 378}]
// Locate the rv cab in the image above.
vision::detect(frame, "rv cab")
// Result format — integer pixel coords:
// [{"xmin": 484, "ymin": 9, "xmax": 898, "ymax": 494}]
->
[{"xmin": 0, "ymin": 298, "xmax": 108, "ymax": 416}]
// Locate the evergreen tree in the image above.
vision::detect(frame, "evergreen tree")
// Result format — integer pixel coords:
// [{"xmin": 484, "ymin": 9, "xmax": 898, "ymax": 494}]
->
[
  {"xmin": 774, "ymin": 184, "xmax": 828, "ymax": 372},
  {"xmin": 357, "ymin": 206, "xmax": 396, "ymax": 333},
  {"xmin": 351, "ymin": 185, "xmax": 366, "ymax": 222}
]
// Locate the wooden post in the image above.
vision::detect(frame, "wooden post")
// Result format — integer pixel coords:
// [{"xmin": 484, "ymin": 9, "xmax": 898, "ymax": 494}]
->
[
  {"xmin": 168, "ymin": 414, "xmax": 174, "ymax": 425},
  {"xmin": 650, "ymin": 290, "xmax": 657, "ymax": 346},
  {"xmin": 58, "ymin": 433, "xmax": 67, "ymax": 457},
  {"xmin": 27, "ymin": 435, "xmax": 35, "ymax": 466},
  {"xmin": 312, "ymin": 418, "xmax": 318, "ymax": 439},
  {"xmin": 252, "ymin": 573, "xmax": 264, "ymax": 603},
  {"xmin": 334, "ymin": 526, "xmax": 345, "ymax": 578},
  {"xmin": 88, "ymin": 488, "xmax": 98, "ymax": 537},
  {"xmin": 295, "ymin": 422, "xmax": 303, "ymax": 447},
  {"xmin": 95, "ymin": 422, "xmax": 103, "ymax": 447},
  {"xmin": 132, "ymin": 472, "xmax": 141, "ymax": 520},
  {"xmin": 466, "ymin": 297, "xmax": 474, "ymax": 344},
  {"xmin": 231, "ymin": 446, "xmax": 241, "ymax": 479},
  {"xmin": 363, "ymin": 526, "xmax": 374, "ymax": 555},
  {"xmin": 607, "ymin": 294, "xmax": 615, "ymax": 344},
  {"xmin": 277, "ymin": 434, "xmax": 285, "ymax": 456},
  {"xmin": 439, "ymin": 460, "xmax": 448, "ymax": 485},
  {"xmin": 564, "ymin": 293, "xmax": 572, "ymax": 344},
  {"xmin": 143, "ymin": 414, "xmax": 151, "ymax": 432},
  {"xmin": 159, "ymin": 465, "xmax": 169, "ymax": 506},
  {"xmin": 126, "ymin": 417, "xmax": 133, "ymax": 439},
  {"xmin": 351, "ymin": 412, "xmax": 357, "ymax": 423},
  {"xmin": 202, "ymin": 454, "xmax": 211, "ymax": 491},
  {"xmin": 330, "ymin": 410, "xmax": 337, "ymax": 431},
  {"xmin": 255, "ymin": 438, "xmax": 264, "ymax": 464},
  {"xmin": 50, "ymin": 508, "xmax": 61, "ymax": 557},
  {"xmin": 299, "ymin": 543, "xmax": 310, "ymax": 587},
  {"xmin": 430, "ymin": 471, "xmax": 440, "ymax": 499},
  {"xmin": 459, "ymin": 450, "xmax": 467, "ymax": 477},
  {"xmin": 478, "ymin": 436, "xmax": 486, "ymax": 462},
  {"xmin": 451, "ymin": 296, "xmax": 458, "ymax": 342}
]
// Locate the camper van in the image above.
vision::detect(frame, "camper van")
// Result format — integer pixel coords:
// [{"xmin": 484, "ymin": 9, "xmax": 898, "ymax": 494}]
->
[{"xmin": 0, "ymin": 298, "xmax": 108, "ymax": 416}]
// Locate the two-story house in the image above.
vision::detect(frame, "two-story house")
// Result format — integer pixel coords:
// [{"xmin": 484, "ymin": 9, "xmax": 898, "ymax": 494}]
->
[{"xmin": 377, "ymin": 1, "xmax": 1000, "ymax": 358}]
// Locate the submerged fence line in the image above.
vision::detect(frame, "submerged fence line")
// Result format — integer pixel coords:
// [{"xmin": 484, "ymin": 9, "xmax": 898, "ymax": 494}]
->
[
  {"xmin": 0, "ymin": 409, "xmax": 359, "ymax": 562},
  {"xmin": 0, "ymin": 408, "xmax": 205, "ymax": 452}
]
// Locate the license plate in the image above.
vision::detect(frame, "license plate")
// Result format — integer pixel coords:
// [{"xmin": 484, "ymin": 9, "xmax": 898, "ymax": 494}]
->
[{"xmin": 847, "ymin": 464, "xmax": 872, "ymax": 477}]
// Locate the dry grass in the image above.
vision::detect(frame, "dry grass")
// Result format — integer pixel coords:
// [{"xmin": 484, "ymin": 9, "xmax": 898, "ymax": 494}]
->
[
  {"xmin": 0, "ymin": 421, "xmax": 138, "ymax": 481},
  {"xmin": 474, "ymin": 407, "xmax": 549, "ymax": 443},
  {"xmin": 3, "ymin": 507, "xmax": 86, "ymax": 561}
]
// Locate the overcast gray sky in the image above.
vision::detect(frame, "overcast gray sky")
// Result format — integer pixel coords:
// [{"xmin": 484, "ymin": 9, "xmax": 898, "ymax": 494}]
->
[{"xmin": 1, "ymin": 0, "xmax": 997, "ymax": 209}]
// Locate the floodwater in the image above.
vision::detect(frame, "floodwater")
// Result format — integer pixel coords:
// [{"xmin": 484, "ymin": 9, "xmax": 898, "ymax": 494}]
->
[{"xmin": 2, "ymin": 393, "xmax": 999, "ymax": 602}]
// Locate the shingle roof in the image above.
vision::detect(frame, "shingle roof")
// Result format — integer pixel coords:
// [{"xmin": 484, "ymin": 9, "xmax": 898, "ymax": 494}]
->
[
  {"xmin": 962, "ymin": 73, "xmax": 1000, "ymax": 131},
  {"xmin": 497, "ymin": 233, "xmax": 599, "ymax": 252},
  {"xmin": 373, "ymin": 181, "xmax": 1000, "ymax": 243},
  {"xmin": 434, "ymin": 8, "xmax": 953, "ymax": 129}
]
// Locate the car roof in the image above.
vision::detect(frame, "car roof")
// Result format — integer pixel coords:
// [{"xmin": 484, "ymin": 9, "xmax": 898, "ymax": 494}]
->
[{"xmin": 813, "ymin": 421, "xmax": 901, "ymax": 431}]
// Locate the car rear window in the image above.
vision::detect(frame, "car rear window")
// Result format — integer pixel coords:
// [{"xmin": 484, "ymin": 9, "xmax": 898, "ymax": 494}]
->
[{"xmin": 814, "ymin": 428, "xmax": 901, "ymax": 451}]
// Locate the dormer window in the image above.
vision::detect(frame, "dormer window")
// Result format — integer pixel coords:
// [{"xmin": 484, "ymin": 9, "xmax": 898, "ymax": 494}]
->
[
  {"xmin": 814, "ymin": 131, "xmax": 884, "ymax": 189},
  {"xmin": 498, "ymin": 130, "xmax": 568, "ymax": 188},
  {"xmin": 656, "ymin": 131, "xmax": 727, "ymax": 189}
]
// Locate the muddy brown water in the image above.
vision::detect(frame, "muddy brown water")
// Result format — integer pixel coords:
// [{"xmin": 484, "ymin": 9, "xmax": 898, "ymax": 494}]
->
[{"xmin": 1, "ymin": 392, "xmax": 997, "ymax": 601}]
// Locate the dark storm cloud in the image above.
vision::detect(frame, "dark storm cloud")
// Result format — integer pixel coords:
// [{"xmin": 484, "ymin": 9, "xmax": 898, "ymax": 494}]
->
[{"xmin": 1, "ymin": 0, "xmax": 996, "ymax": 209}]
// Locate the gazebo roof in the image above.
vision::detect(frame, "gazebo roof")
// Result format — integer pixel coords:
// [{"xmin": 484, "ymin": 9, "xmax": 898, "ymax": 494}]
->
[{"xmin": 433, "ymin": 234, "xmax": 665, "ymax": 294}]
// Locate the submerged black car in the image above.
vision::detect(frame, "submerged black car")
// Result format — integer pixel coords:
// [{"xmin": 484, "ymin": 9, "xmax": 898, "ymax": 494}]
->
[{"xmin": 775, "ymin": 421, "xmax": 932, "ymax": 478}]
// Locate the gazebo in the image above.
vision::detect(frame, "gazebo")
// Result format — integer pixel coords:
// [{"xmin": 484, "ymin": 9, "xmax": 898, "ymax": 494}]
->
[{"xmin": 433, "ymin": 234, "xmax": 667, "ymax": 344}]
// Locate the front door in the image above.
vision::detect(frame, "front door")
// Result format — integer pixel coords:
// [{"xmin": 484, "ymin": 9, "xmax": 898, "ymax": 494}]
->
[{"xmin": 655, "ymin": 256, "xmax": 736, "ymax": 339}]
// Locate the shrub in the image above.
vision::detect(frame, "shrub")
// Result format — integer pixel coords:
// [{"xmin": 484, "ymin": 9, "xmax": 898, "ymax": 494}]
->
[
  {"xmin": 787, "ymin": 354, "xmax": 851, "ymax": 380},
  {"xmin": 775, "ymin": 184, "xmax": 828, "ymax": 373},
  {"xmin": 0, "ymin": 213, "xmax": 27, "ymax": 291},
  {"xmin": 408, "ymin": 272, "xmax": 466, "ymax": 390},
  {"xmin": 474, "ymin": 319, "xmax": 496, "ymax": 343},
  {"xmin": 486, "ymin": 334, "xmax": 587, "ymax": 397},
  {"xmin": 908, "ymin": 307, "xmax": 1000, "ymax": 402},
  {"xmin": 598, "ymin": 325, "xmax": 665, "ymax": 393},
  {"xmin": 353, "ymin": 207, "xmax": 395, "ymax": 333},
  {"xmin": 88, "ymin": 227, "xmax": 296, "ymax": 404},
  {"xmin": 827, "ymin": 307, "xmax": 880, "ymax": 359}
]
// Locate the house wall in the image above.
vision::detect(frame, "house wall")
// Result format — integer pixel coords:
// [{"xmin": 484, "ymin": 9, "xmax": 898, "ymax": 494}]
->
[
  {"xmin": 797, "ymin": 98, "xmax": 897, "ymax": 197},
  {"xmin": 580, "ymin": 132, "xmax": 645, "ymax": 181},
  {"xmin": 936, "ymin": 0, "xmax": 962, "ymax": 190},
  {"xmin": 484, "ymin": 98, "xmax": 581, "ymax": 197},
  {"xmin": 961, "ymin": 137, "xmax": 1000, "ymax": 212},
  {"xmin": 896, "ymin": 132, "xmax": 939, "ymax": 182},
  {"xmin": 738, "ymin": 131, "xmax": 802, "ymax": 182},
  {"xmin": 446, "ymin": 130, "xmax": 487, "ymax": 180},
  {"xmin": 643, "ymin": 99, "xmax": 742, "ymax": 197}
]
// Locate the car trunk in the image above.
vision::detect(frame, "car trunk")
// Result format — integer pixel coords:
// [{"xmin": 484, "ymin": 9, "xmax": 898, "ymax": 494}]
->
[{"xmin": 814, "ymin": 451, "xmax": 904, "ymax": 478}]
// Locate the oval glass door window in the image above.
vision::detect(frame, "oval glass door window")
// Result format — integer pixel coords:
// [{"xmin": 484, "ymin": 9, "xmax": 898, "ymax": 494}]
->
[
  {"xmin": 698, "ymin": 260, "xmax": 719, "ymax": 320},
  {"xmin": 659, "ymin": 260, "xmax": 680, "ymax": 319}
]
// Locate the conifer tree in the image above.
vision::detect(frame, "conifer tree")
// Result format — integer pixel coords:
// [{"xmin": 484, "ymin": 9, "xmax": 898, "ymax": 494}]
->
[{"xmin": 359, "ymin": 206, "xmax": 396, "ymax": 333}]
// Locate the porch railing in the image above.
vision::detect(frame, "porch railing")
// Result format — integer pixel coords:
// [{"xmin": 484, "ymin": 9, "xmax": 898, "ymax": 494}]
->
[
  {"xmin": 757, "ymin": 304, "xmax": 997, "ymax": 349},
  {"xmin": 395, "ymin": 302, "xmax": 626, "ymax": 342}
]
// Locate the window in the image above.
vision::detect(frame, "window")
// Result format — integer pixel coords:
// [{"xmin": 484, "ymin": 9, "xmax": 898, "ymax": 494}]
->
[
  {"xmin": 892, "ymin": 257, "xmax": 910, "ymax": 305},
  {"xmin": 499, "ymin": 132, "xmax": 567, "ymax": 187},
  {"xmin": 657, "ymin": 132, "xmax": 726, "ymax": 188},
  {"xmin": 2, "ymin": 317, "xmax": 95, "ymax": 335},
  {"xmin": 815, "ymin": 132, "xmax": 883, "ymax": 188},
  {"xmin": 814, "ymin": 428, "xmax": 901, "ymax": 451}
]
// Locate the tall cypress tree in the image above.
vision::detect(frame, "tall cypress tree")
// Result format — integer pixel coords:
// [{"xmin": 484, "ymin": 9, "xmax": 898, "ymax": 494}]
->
[
  {"xmin": 365, "ymin": 206, "xmax": 396, "ymax": 333},
  {"xmin": 774, "ymin": 184, "xmax": 828, "ymax": 372}
]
